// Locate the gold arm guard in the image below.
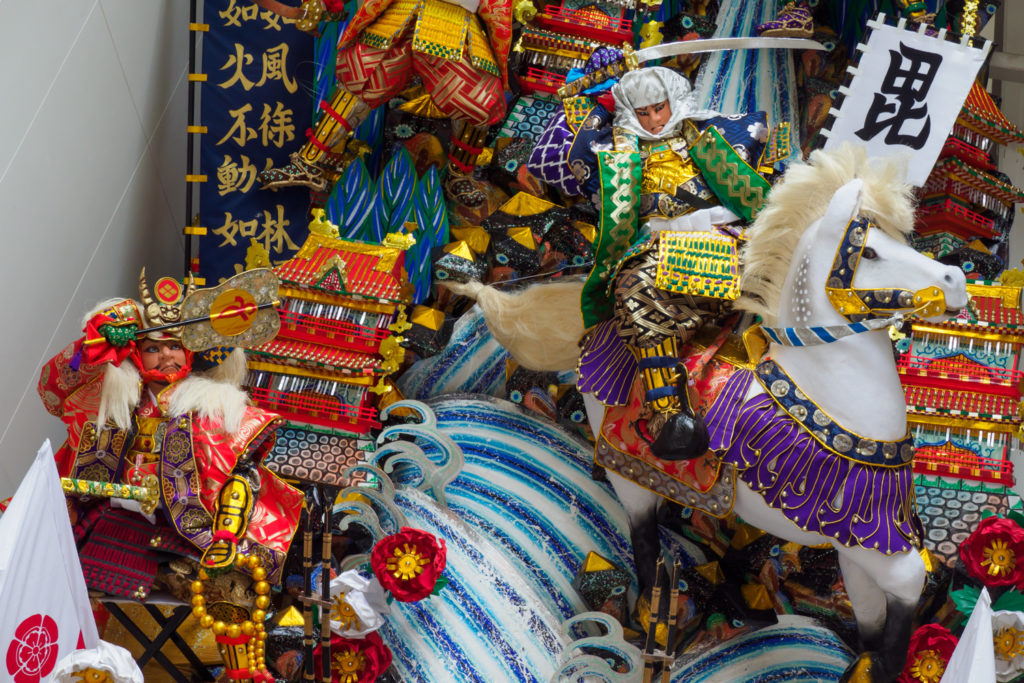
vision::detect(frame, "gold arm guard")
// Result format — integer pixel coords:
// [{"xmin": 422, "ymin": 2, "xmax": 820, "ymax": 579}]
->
[{"xmin": 200, "ymin": 475, "xmax": 254, "ymax": 572}]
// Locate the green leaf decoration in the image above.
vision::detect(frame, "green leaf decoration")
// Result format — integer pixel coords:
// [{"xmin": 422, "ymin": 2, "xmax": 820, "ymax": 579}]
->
[
  {"xmin": 356, "ymin": 107, "xmax": 387, "ymax": 174},
  {"xmin": 405, "ymin": 166, "xmax": 449, "ymax": 303},
  {"xmin": 950, "ymin": 585, "xmax": 982, "ymax": 625},
  {"xmin": 366, "ymin": 194, "xmax": 388, "ymax": 244},
  {"xmin": 313, "ymin": 25, "xmax": 340, "ymax": 118},
  {"xmin": 416, "ymin": 165, "xmax": 449, "ymax": 248},
  {"xmin": 1006, "ymin": 510, "xmax": 1024, "ymax": 531},
  {"xmin": 326, "ymin": 159, "xmax": 375, "ymax": 240},
  {"xmin": 378, "ymin": 146, "xmax": 417, "ymax": 235},
  {"xmin": 993, "ymin": 589, "xmax": 1024, "ymax": 613},
  {"xmin": 431, "ymin": 575, "xmax": 449, "ymax": 596}
]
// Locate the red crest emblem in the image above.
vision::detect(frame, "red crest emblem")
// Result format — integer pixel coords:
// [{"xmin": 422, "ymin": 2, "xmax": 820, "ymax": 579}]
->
[{"xmin": 5, "ymin": 614, "xmax": 59, "ymax": 683}]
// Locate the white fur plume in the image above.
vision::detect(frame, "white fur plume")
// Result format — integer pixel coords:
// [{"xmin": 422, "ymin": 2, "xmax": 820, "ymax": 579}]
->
[
  {"xmin": 167, "ymin": 375, "xmax": 250, "ymax": 434},
  {"xmin": 445, "ymin": 279, "xmax": 586, "ymax": 371},
  {"xmin": 82, "ymin": 298, "xmax": 140, "ymax": 328},
  {"xmin": 97, "ymin": 362, "xmax": 141, "ymax": 431}
]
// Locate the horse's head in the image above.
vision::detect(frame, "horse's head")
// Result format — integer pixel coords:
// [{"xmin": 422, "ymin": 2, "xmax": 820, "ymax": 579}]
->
[
  {"xmin": 782, "ymin": 178, "xmax": 968, "ymax": 328},
  {"xmin": 738, "ymin": 145, "xmax": 968, "ymax": 329}
]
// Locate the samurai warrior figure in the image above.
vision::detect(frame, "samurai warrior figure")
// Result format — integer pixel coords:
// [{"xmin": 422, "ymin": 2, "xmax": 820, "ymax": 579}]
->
[
  {"xmin": 531, "ymin": 63, "xmax": 779, "ymax": 461},
  {"xmin": 38, "ymin": 270, "xmax": 303, "ymax": 597}
]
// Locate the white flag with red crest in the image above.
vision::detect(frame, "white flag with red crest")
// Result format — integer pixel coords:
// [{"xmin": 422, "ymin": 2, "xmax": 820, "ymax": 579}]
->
[{"xmin": 0, "ymin": 441, "xmax": 98, "ymax": 683}]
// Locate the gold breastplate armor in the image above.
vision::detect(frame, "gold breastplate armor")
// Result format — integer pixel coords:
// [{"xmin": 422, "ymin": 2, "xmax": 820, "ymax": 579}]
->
[
  {"xmin": 129, "ymin": 415, "xmax": 169, "ymax": 465},
  {"xmin": 636, "ymin": 137, "xmax": 702, "ymax": 196}
]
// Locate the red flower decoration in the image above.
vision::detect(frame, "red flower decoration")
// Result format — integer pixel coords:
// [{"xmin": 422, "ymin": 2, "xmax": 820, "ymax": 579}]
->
[
  {"xmin": 5, "ymin": 614, "xmax": 59, "ymax": 683},
  {"xmin": 313, "ymin": 632, "xmax": 392, "ymax": 683},
  {"xmin": 323, "ymin": 0, "xmax": 345, "ymax": 11},
  {"xmin": 370, "ymin": 527, "xmax": 446, "ymax": 602},
  {"xmin": 959, "ymin": 515, "xmax": 1024, "ymax": 589},
  {"xmin": 898, "ymin": 623, "xmax": 958, "ymax": 683}
]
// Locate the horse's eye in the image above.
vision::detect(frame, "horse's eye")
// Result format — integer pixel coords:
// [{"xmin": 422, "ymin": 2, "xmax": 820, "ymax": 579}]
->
[{"xmin": 862, "ymin": 247, "xmax": 878, "ymax": 260}]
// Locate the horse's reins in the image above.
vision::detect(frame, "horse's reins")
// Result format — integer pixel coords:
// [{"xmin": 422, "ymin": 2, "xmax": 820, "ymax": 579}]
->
[
  {"xmin": 760, "ymin": 294, "xmax": 956, "ymax": 348},
  {"xmin": 760, "ymin": 314, "xmax": 901, "ymax": 347}
]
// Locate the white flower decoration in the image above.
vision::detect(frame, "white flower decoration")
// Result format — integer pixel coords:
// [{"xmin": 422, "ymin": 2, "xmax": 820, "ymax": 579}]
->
[
  {"xmin": 53, "ymin": 641, "xmax": 143, "ymax": 683},
  {"xmin": 329, "ymin": 569, "xmax": 390, "ymax": 637},
  {"xmin": 747, "ymin": 121, "xmax": 769, "ymax": 143},
  {"xmin": 993, "ymin": 610, "xmax": 1024, "ymax": 682}
]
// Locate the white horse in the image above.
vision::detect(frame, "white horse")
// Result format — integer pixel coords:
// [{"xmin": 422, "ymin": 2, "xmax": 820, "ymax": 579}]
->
[{"xmin": 447, "ymin": 145, "xmax": 969, "ymax": 682}]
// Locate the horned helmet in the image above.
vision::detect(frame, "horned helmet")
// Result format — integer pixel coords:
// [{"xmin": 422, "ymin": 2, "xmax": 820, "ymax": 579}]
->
[{"xmin": 138, "ymin": 267, "xmax": 196, "ymax": 340}]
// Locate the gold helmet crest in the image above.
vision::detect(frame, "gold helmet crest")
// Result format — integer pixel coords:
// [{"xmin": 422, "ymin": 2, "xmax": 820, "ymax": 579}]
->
[{"xmin": 138, "ymin": 268, "xmax": 196, "ymax": 339}]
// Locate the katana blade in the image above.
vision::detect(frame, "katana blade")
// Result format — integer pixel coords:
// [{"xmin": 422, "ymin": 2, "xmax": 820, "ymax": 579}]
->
[
  {"xmin": 558, "ymin": 37, "xmax": 826, "ymax": 99},
  {"xmin": 635, "ymin": 36, "xmax": 826, "ymax": 62}
]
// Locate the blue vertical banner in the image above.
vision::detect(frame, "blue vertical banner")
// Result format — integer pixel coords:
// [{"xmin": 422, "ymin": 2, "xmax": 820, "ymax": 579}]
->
[{"xmin": 197, "ymin": 0, "xmax": 315, "ymax": 285}]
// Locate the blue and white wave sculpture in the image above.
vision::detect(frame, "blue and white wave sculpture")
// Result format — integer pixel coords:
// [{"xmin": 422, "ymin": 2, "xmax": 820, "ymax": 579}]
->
[
  {"xmin": 337, "ymin": 398, "xmax": 853, "ymax": 681},
  {"xmin": 397, "ymin": 306, "xmax": 510, "ymax": 400},
  {"xmin": 669, "ymin": 617, "xmax": 853, "ymax": 683}
]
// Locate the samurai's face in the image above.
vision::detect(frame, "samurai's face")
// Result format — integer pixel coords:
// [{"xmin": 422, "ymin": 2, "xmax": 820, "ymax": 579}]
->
[
  {"xmin": 633, "ymin": 99, "xmax": 672, "ymax": 135},
  {"xmin": 140, "ymin": 339, "xmax": 187, "ymax": 376}
]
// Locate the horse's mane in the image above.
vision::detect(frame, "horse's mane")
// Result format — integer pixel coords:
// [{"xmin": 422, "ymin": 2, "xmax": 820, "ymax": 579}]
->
[{"xmin": 735, "ymin": 144, "xmax": 916, "ymax": 325}]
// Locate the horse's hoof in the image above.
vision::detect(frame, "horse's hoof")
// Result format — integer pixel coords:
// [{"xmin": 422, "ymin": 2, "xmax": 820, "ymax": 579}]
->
[
  {"xmin": 838, "ymin": 652, "xmax": 882, "ymax": 683},
  {"xmin": 651, "ymin": 412, "xmax": 710, "ymax": 461}
]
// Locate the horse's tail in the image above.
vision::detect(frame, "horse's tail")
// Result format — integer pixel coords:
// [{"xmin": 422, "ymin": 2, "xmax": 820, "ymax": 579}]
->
[{"xmin": 444, "ymin": 279, "xmax": 586, "ymax": 372}]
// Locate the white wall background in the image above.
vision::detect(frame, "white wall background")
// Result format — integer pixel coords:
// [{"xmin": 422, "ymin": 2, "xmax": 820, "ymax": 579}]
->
[{"xmin": 0, "ymin": 0, "xmax": 189, "ymax": 492}]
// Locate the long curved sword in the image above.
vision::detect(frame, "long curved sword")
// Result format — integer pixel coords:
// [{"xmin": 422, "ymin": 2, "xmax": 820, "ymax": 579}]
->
[
  {"xmin": 558, "ymin": 37, "xmax": 826, "ymax": 99},
  {"xmin": 636, "ymin": 36, "xmax": 825, "ymax": 62}
]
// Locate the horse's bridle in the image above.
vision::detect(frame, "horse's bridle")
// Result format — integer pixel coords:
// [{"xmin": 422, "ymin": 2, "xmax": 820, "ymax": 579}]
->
[
  {"xmin": 824, "ymin": 216, "xmax": 947, "ymax": 323},
  {"xmin": 759, "ymin": 215, "xmax": 951, "ymax": 349}
]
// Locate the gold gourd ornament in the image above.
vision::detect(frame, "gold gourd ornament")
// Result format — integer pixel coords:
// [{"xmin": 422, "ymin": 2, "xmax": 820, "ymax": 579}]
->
[{"xmin": 189, "ymin": 553, "xmax": 272, "ymax": 680}]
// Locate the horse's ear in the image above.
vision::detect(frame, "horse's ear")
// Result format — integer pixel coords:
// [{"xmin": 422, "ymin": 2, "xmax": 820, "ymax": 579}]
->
[{"xmin": 818, "ymin": 179, "xmax": 864, "ymax": 242}]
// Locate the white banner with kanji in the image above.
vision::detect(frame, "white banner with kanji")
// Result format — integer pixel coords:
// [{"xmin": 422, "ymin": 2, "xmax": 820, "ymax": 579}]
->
[
  {"xmin": 823, "ymin": 15, "xmax": 991, "ymax": 186},
  {"xmin": 0, "ymin": 441, "xmax": 98, "ymax": 683}
]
